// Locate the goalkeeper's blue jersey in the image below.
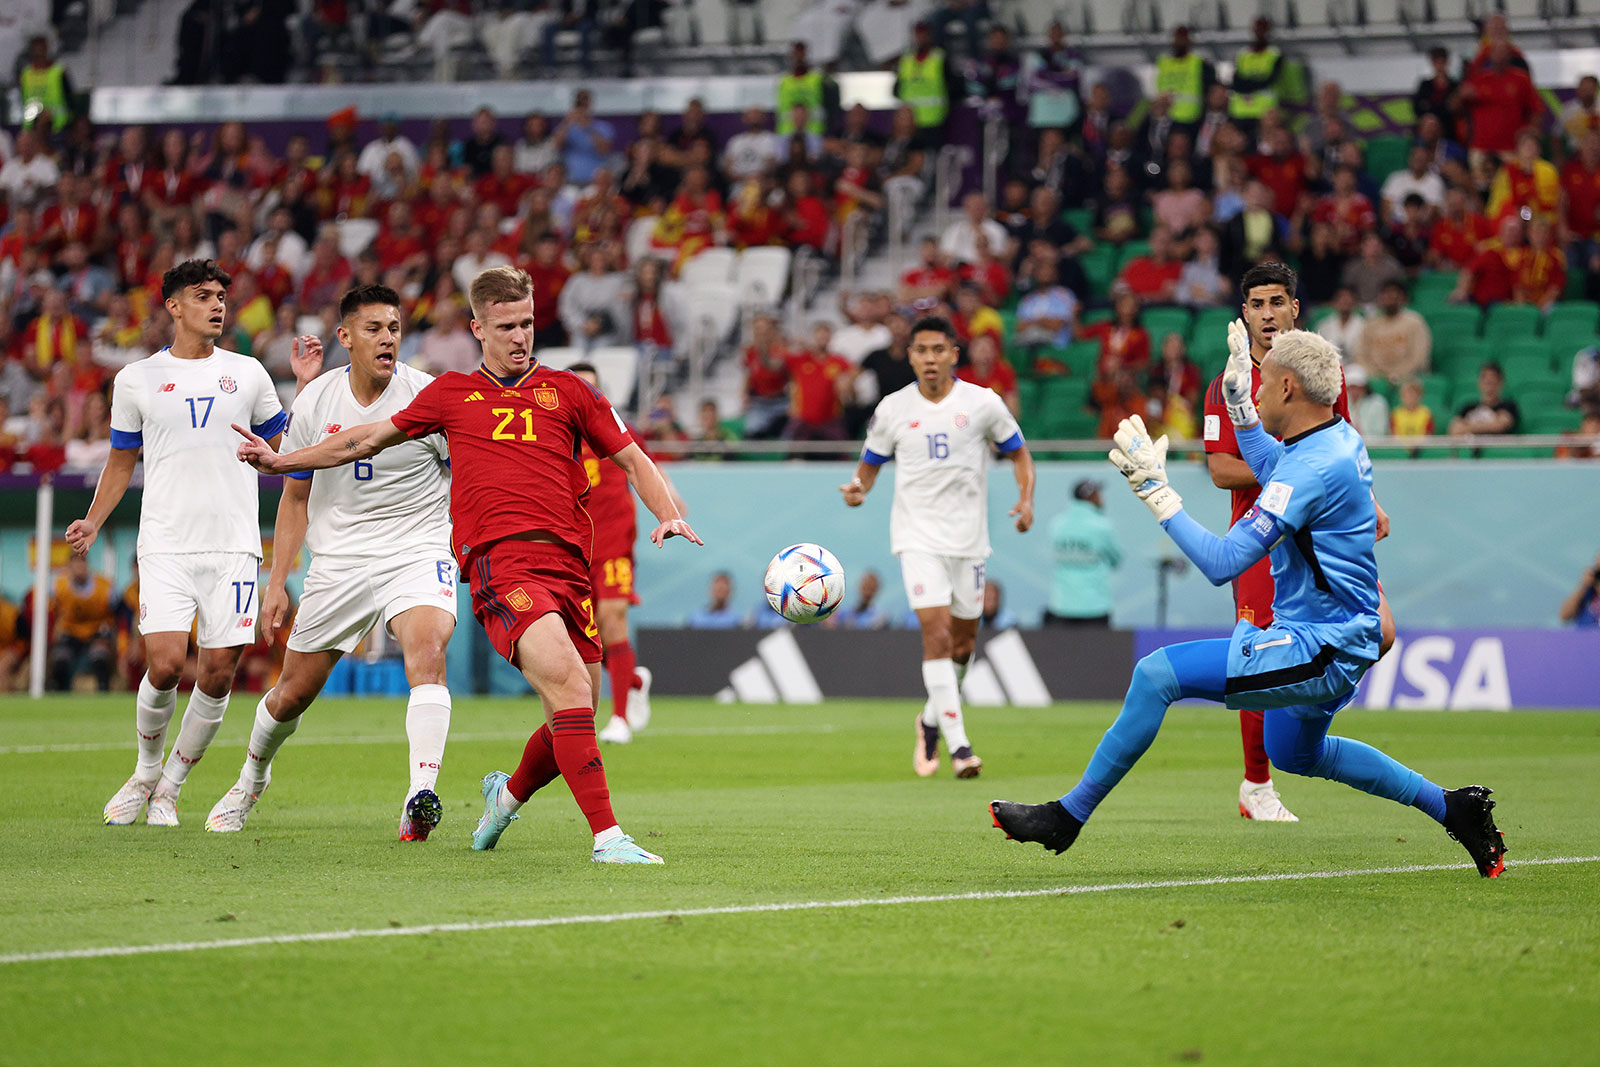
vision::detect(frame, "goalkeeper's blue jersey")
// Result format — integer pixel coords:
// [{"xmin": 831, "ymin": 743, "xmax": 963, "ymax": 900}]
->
[{"xmin": 1247, "ymin": 417, "xmax": 1382, "ymax": 662}]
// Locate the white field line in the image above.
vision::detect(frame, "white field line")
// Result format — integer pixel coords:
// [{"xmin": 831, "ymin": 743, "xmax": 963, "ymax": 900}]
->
[
  {"xmin": 4, "ymin": 855, "xmax": 1594, "ymax": 967},
  {"xmin": 0, "ymin": 722, "xmax": 841, "ymax": 755}
]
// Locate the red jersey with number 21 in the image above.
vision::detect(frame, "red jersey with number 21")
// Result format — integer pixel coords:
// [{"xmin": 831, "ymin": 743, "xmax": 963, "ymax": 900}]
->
[{"xmin": 390, "ymin": 362, "xmax": 633, "ymax": 567}]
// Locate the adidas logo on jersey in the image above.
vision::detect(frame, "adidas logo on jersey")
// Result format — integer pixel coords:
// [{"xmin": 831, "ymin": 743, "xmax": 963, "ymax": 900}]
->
[{"xmin": 464, "ymin": 391, "xmax": 486, "ymax": 402}]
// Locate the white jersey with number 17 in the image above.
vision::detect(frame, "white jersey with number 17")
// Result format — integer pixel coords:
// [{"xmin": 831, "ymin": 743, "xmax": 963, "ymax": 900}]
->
[
  {"xmin": 861, "ymin": 378, "xmax": 1024, "ymax": 559},
  {"xmin": 109, "ymin": 346, "xmax": 286, "ymax": 558},
  {"xmin": 283, "ymin": 362, "xmax": 451, "ymax": 563}
]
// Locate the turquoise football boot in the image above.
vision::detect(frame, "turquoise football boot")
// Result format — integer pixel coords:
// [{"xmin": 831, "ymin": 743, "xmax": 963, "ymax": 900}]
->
[
  {"xmin": 592, "ymin": 834, "xmax": 664, "ymax": 864},
  {"xmin": 470, "ymin": 771, "xmax": 518, "ymax": 851}
]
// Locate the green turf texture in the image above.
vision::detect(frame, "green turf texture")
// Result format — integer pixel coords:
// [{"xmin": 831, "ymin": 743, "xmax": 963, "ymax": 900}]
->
[{"xmin": 2, "ymin": 695, "xmax": 1597, "ymax": 1066}]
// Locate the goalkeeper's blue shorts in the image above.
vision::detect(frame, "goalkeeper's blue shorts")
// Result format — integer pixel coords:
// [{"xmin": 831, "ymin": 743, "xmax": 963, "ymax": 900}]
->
[{"xmin": 1222, "ymin": 619, "xmax": 1372, "ymax": 715}]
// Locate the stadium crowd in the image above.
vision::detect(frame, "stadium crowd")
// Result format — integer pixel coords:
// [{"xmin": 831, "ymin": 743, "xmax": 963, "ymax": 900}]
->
[{"xmin": 2, "ymin": 12, "xmax": 1600, "ymax": 491}]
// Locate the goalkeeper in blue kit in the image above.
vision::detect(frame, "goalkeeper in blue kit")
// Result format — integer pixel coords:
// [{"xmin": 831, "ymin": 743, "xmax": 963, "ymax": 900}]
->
[{"xmin": 990, "ymin": 326, "xmax": 1509, "ymax": 877}]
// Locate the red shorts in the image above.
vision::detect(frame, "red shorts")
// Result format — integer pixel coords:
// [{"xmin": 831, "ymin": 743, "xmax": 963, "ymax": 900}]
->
[
  {"xmin": 589, "ymin": 546, "xmax": 640, "ymax": 605},
  {"xmin": 1233, "ymin": 556, "xmax": 1275, "ymax": 628},
  {"xmin": 467, "ymin": 539, "xmax": 602, "ymax": 665}
]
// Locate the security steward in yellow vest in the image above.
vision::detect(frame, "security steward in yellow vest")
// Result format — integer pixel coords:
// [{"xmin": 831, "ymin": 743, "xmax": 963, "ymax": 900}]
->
[
  {"xmin": 1156, "ymin": 25, "xmax": 1217, "ymax": 133},
  {"xmin": 1229, "ymin": 17, "xmax": 1282, "ymax": 133},
  {"xmin": 895, "ymin": 20, "xmax": 953, "ymax": 135},
  {"xmin": 777, "ymin": 40, "xmax": 829, "ymax": 136},
  {"xmin": 49, "ymin": 555, "xmax": 116, "ymax": 692},
  {"xmin": 20, "ymin": 35, "xmax": 76, "ymax": 135}
]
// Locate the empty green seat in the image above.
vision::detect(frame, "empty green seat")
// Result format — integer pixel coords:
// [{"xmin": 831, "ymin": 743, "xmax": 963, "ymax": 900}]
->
[
  {"xmin": 1546, "ymin": 300, "xmax": 1598, "ymax": 334},
  {"xmin": 1500, "ymin": 351, "xmax": 1557, "ymax": 389},
  {"xmin": 1365, "ymin": 135, "xmax": 1412, "ymax": 183},
  {"xmin": 1143, "ymin": 307, "xmax": 1192, "ymax": 344},
  {"xmin": 1424, "ymin": 304, "xmax": 1483, "ymax": 342},
  {"xmin": 1078, "ymin": 247, "xmax": 1119, "ymax": 298},
  {"xmin": 1483, "ymin": 303, "xmax": 1542, "ymax": 342}
]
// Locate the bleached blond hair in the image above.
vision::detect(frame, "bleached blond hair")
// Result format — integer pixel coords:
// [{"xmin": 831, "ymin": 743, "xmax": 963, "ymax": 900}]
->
[
  {"xmin": 468, "ymin": 265, "xmax": 533, "ymax": 319},
  {"xmin": 1265, "ymin": 329, "xmax": 1344, "ymax": 406}
]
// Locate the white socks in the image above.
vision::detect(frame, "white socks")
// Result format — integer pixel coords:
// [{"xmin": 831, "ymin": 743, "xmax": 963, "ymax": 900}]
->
[
  {"xmin": 594, "ymin": 824, "xmax": 624, "ymax": 847},
  {"xmin": 497, "ymin": 783, "xmax": 524, "ymax": 814},
  {"xmin": 405, "ymin": 684, "xmax": 451, "ymax": 798},
  {"xmin": 158, "ymin": 687, "xmax": 230, "ymax": 791},
  {"xmin": 242, "ymin": 693, "xmax": 299, "ymax": 790},
  {"xmin": 134, "ymin": 674, "xmax": 178, "ymax": 783},
  {"xmin": 921, "ymin": 658, "xmax": 971, "ymax": 751}
]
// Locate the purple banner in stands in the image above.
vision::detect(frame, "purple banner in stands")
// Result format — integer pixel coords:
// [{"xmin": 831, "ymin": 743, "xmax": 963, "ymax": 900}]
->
[{"xmin": 1134, "ymin": 628, "xmax": 1600, "ymax": 710}]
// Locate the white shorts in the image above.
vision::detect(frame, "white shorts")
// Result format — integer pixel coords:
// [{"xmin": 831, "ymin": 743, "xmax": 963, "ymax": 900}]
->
[
  {"xmin": 287, "ymin": 553, "xmax": 459, "ymax": 654},
  {"xmin": 899, "ymin": 552, "xmax": 986, "ymax": 620},
  {"xmin": 139, "ymin": 552, "xmax": 263, "ymax": 648}
]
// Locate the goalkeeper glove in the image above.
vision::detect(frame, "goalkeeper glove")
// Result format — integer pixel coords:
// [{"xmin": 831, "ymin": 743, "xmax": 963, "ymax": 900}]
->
[
  {"xmin": 1223, "ymin": 319, "xmax": 1260, "ymax": 428},
  {"xmin": 1108, "ymin": 414, "xmax": 1182, "ymax": 522}
]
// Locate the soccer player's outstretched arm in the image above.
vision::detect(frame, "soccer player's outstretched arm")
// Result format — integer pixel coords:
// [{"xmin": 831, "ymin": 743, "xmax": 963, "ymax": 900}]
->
[
  {"xmin": 843, "ymin": 398, "xmax": 894, "ymax": 505},
  {"xmin": 610, "ymin": 442, "xmax": 704, "ymax": 547},
  {"xmin": 1007, "ymin": 442, "xmax": 1036, "ymax": 532},
  {"xmin": 234, "ymin": 417, "xmax": 408, "ymax": 474}
]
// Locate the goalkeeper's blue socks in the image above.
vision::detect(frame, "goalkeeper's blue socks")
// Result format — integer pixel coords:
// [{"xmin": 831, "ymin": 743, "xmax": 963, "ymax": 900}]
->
[
  {"xmin": 1412, "ymin": 780, "xmax": 1447, "ymax": 823},
  {"xmin": 1058, "ymin": 642, "xmax": 1228, "ymax": 821}
]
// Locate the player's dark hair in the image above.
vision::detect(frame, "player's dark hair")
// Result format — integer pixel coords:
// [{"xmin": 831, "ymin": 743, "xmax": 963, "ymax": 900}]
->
[
  {"xmin": 339, "ymin": 284, "xmax": 402, "ymax": 320},
  {"xmin": 161, "ymin": 259, "xmax": 231, "ymax": 301},
  {"xmin": 1239, "ymin": 261, "xmax": 1298, "ymax": 300},
  {"xmin": 909, "ymin": 315, "xmax": 958, "ymax": 342},
  {"xmin": 566, "ymin": 361, "xmax": 598, "ymax": 377}
]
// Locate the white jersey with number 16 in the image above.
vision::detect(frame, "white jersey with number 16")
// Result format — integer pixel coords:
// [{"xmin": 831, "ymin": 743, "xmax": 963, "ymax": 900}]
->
[
  {"xmin": 861, "ymin": 379, "xmax": 1024, "ymax": 559},
  {"xmin": 109, "ymin": 347, "xmax": 286, "ymax": 558}
]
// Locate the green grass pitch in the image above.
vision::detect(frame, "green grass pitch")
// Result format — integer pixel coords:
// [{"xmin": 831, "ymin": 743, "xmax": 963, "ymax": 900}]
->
[{"xmin": 2, "ymin": 695, "xmax": 1597, "ymax": 1066}]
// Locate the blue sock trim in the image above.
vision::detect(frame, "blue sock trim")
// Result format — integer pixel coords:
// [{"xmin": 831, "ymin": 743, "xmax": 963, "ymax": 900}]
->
[{"xmin": 1412, "ymin": 780, "xmax": 1447, "ymax": 823}]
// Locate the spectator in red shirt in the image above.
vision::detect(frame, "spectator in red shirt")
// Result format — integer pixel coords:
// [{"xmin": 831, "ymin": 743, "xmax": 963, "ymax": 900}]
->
[
  {"xmin": 782, "ymin": 169, "xmax": 830, "ymax": 252},
  {"xmin": 1312, "ymin": 164, "xmax": 1378, "ymax": 256},
  {"xmin": 1090, "ymin": 365, "xmax": 1147, "ymax": 440},
  {"xmin": 111, "ymin": 203, "xmax": 154, "ymax": 287},
  {"xmin": 959, "ymin": 230, "xmax": 1013, "ymax": 306},
  {"xmin": 1561, "ymin": 131, "xmax": 1600, "ymax": 261},
  {"xmin": 38, "ymin": 174, "xmax": 101, "ymax": 259},
  {"xmin": 899, "ymin": 237, "xmax": 956, "ymax": 304},
  {"xmin": 1247, "ymin": 125, "xmax": 1309, "ymax": 219},
  {"xmin": 956, "ymin": 333, "xmax": 1019, "ymax": 414},
  {"xmin": 1117, "ymin": 226, "xmax": 1183, "ymax": 304},
  {"xmin": 474, "ymin": 144, "xmax": 534, "ymax": 218},
  {"xmin": 1453, "ymin": 215, "xmax": 1525, "ymax": 306},
  {"xmin": 522, "ymin": 231, "xmax": 571, "ymax": 348},
  {"xmin": 1458, "ymin": 39, "xmax": 1543, "ymax": 158},
  {"xmin": 785, "ymin": 322, "xmax": 852, "ymax": 442},
  {"xmin": 142, "ymin": 129, "xmax": 203, "ymax": 231},
  {"xmin": 1514, "ymin": 217, "xmax": 1565, "ymax": 309},
  {"xmin": 632, "ymin": 257, "xmax": 673, "ymax": 359},
  {"xmin": 743, "ymin": 312, "xmax": 792, "ymax": 439},
  {"xmin": 1428, "ymin": 186, "xmax": 1492, "ymax": 269},
  {"xmin": 297, "ymin": 231, "xmax": 354, "ymax": 311},
  {"xmin": 373, "ymin": 200, "xmax": 427, "ymax": 273},
  {"xmin": 1083, "ymin": 289, "xmax": 1152, "ymax": 374},
  {"xmin": 1151, "ymin": 331, "xmax": 1203, "ymax": 409}
]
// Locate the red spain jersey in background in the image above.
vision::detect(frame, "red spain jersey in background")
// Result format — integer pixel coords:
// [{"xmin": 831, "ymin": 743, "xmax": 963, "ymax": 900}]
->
[
  {"xmin": 1203, "ymin": 358, "xmax": 1351, "ymax": 624},
  {"xmin": 390, "ymin": 362, "xmax": 633, "ymax": 566},
  {"xmin": 580, "ymin": 428, "xmax": 642, "ymax": 559}
]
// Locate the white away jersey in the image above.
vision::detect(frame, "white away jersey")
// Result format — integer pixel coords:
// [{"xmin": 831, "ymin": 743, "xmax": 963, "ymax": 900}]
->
[
  {"xmin": 284, "ymin": 363, "xmax": 451, "ymax": 562},
  {"xmin": 861, "ymin": 379, "xmax": 1024, "ymax": 558},
  {"xmin": 109, "ymin": 347, "xmax": 286, "ymax": 557}
]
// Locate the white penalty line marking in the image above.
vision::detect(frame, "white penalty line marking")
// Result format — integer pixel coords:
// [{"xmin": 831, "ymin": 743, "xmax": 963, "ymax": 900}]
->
[
  {"xmin": 5, "ymin": 855, "xmax": 1595, "ymax": 967},
  {"xmin": 0, "ymin": 723, "xmax": 841, "ymax": 756}
]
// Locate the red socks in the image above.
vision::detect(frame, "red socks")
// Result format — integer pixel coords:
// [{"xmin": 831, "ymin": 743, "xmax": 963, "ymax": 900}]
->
[
  {"xmin": 1239, "ymin": 708, "xmax": 1271, "ymax": 783},
  {"xmin": 603, "ymin": 641, "xmax": 639, "ymax": 722},
  {"xmin": 550, "ymin": 708, "xmax": 616, "ymax": 833},
  {"xmin": 507, "ymin": 724, "xmax": 560, "ymax": 802}
]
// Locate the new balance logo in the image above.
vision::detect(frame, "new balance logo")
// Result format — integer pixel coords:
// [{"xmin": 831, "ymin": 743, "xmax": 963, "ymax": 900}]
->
[
  {"xmin": 159, "ymin": 383, "xmax": 176, "ymax": 393},
  {"xmin": 464, "ymin": 391, "xmax": 486, "ymax": 402}
]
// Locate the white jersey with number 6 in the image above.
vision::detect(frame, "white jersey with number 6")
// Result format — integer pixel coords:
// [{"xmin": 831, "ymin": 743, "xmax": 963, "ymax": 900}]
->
[
  {"xmin": 861, "ymin": 379, "xmax": 1024, "ymax": 559},
  {"xmin": 283, "ymin": 363, "xmax": 451, "ymax": 562},
  {"xmin": 109, "ymin": 346, "xmax": 286, "ymax": 558}
]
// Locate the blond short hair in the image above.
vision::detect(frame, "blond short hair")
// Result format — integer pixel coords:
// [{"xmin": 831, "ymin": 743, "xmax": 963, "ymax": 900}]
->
[
  {"xmin": 1265, "ymin": 329, "xmax": 1344, "ymax": 406},
  {"xmin": 468, "ymin": 265, "xmax": 533, "ymax": 319}
]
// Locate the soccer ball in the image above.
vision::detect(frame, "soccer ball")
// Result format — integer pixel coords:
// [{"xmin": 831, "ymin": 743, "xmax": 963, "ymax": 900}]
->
[{"xmin": 764, "ymin": 543, "xmax": 846, "ymax": 624}]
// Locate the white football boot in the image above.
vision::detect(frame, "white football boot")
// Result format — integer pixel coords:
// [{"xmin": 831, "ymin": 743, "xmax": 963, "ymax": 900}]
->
[
  {"xmin": 1239, "ymin": 779, "xmax": 1299, "ymax": 822},
  {"xmin": 206, "ymin": 774, "xmax": 270, "ymax": 833},
  {"xmin": 626, "ymin": 665, "xmax": 653, "ymax": 731},
  {"xmin": 103, "ymin": 775, "xmax": 156, "ymax": 825},
  {"xmin": 598, "ymin": 715, "xmax": 633, "ymax": 744},
  {"xmin": 146, "ymin": 782, "xmax": 182, "ymax": 826}
]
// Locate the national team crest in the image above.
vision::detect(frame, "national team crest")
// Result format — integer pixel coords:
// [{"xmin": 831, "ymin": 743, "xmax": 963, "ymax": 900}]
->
[
  {"xmin": 533, "ymin": 386, "xmax": 560, "ymax": 410},
  {"xmin": 507, "ymin": 587, "xmax": 535, "ymax": 612},
  {"xmin": 218, "ymin": 376, "xmax": 238, "ymax": 393},
  {"xmin": 954, "ymin": 412, "xmax": 969, "ymax": 429}
]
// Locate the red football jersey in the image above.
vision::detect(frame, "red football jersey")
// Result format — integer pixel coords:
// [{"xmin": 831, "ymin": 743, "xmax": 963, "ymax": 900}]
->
[
  {"xmin": 390, "ymin": 362, "xmax": 633, "ymax": 566},
  {"xmin": 579, "ymin": 427, "xmax": 642, "ymax": 558},
  {"xmin": 1203, "ymin": 359, "xmax": 1351, "ymax": 525}
]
